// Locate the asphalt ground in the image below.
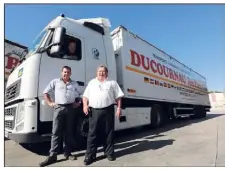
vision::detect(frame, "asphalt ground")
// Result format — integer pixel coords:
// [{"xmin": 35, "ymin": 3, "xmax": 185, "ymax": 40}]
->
[{"xmin": 4, "ymin": 108, "xmax": 225, "ymax": 167}]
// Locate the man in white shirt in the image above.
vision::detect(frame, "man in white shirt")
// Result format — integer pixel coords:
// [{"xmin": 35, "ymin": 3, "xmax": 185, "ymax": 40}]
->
[
  {"xmin": 82, "ymin": 65, "xmax": 124, "ymax": 165},
  {"xmin": 63, "ymin": 41, "xmax": 79, "ymax": 60}
]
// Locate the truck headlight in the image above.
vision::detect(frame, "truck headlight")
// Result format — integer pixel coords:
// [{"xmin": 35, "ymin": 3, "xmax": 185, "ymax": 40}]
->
[{"xmin": 16, "ymin": 102, "xmax": 25, "ymax": 123}]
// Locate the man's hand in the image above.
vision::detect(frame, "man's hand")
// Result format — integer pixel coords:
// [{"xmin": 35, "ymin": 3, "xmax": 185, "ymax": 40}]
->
[
  {"xmin": 49, "ymin": 102, "xmax": 56, "ymax": 108},
  {"xmin": 73, "ymin": 102, "xmax": 81, "ymax": 108},
  {"xmin": 83, "ymin": 105, "xmax": 89, "ymax": 115},
  {"xmin": 115, "ymin": 108, "xmax": 121, "ymax": 119},
  {"xmin": 44, "ymin": 93, "xmax": 56, "ymax": 108}
]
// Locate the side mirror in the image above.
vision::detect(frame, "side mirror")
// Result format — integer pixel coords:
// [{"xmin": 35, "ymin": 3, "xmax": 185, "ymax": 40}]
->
[{"xmin": 49, "ymin": 27, "xmax": 66, "ymax": 57}]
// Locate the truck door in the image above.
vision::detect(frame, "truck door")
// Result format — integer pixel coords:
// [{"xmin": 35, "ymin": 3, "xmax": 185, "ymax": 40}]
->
[
  {"xmin": 38, "ymin": 21, "xmax": 107, "ymax": 134},
  {"xmin": 83, "ymin": 25, "xmax": 107, "ymax": 83}
]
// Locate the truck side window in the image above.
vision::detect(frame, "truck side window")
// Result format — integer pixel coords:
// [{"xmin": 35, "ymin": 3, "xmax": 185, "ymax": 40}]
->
[{"xmin": 62, "ymin": 35, "xmax": 82, "ymax": 61}]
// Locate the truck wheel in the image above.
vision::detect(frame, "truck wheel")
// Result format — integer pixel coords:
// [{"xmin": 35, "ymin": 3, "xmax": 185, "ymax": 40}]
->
[
  {"xmin": 192, "ymin": 106, "xmax": 206, "ymax": 119},
  {"xmin": 150, "ymin": 104, "xmax": 164, "ymax": 128},
  {"xmin": 74, "ymin": 115, "xmax": 89, "ymax": 150}
]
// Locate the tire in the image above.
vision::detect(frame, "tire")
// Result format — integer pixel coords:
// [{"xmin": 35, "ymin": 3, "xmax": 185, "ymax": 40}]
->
[
  {"xmin": 192, "ymin": 106, "xmax": 206, "ymax": 119},
  {"xmin": 73, "ymin": 111, "xmax": 89, "ymax": 150},
  {"xmin": 74, "ymin": 113, "xmax": 103, "ymax": 149},
  {"xmin": 150, "ymin": 104, "xmax": 164, "ymax": 128}
]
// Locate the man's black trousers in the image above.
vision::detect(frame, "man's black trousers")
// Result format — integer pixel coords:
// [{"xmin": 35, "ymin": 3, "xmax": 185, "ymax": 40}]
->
[{"xmin": 85, "ymin": 105, "xmax": 115, "ymax": 158}]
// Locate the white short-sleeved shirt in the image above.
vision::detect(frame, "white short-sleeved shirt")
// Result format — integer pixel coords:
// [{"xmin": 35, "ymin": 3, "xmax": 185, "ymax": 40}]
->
[{"xmin": 83, "ymin": 78, "xmax": 124, "ymax": 109}]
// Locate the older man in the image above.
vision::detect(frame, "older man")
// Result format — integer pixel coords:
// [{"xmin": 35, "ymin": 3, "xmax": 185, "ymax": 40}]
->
[
  {"xmin": 82, "ymin": 65, "xmax": 124, "ymax": 165},
  {"xmin": 39, "ymin": 66, "xmax": 81, "ymax": 167}
]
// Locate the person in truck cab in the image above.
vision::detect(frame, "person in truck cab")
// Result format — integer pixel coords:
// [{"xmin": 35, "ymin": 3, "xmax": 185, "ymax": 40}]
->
[
  {"xmin": 63, "ymin": 40, "xmax": 79, "ymax": 60},
  {"xmin": 39, "ymin": 66, "xmax": 81, "ymax": 167}
]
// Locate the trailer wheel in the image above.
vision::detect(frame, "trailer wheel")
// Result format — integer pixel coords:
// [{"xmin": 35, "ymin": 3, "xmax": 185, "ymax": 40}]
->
[
  {"xmin": 150, "ymin": 104, "xmax": 164, "ymax": 128},
  {"xmin": 74, "ymin": 115, "xmax": 89, "ymax": 150},
  {"xmin": 192, "ymin": 106, "xmax": 206, "ymax": 119}
]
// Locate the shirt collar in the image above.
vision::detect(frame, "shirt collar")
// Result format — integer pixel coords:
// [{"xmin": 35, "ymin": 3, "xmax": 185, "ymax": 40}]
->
[
  {"xmin": 60, "ymin": 78, "xmax": 73, "ymax": 83},
  {"xmin": 95, "ymin": 77, "xmax": 108, "ymax": 83}
]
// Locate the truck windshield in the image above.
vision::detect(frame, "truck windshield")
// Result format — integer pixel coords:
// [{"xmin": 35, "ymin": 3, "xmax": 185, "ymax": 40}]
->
[
  {"xmin": 10, "ymin": 30, "xmax": 48, "ymax": 73},
  {"xmin": 26, "ymin": 30, "xmax": 48, "ymax": 58}
]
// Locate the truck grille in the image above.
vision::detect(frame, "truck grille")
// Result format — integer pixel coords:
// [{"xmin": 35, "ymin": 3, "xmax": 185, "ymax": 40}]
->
[
  {"xmin": 5, "ymin": 79, "xmax": 21, "ymax": 102},
  {"xmin": 5, "ymin": 120, "xmax": 15, "ymax": 130},
  {"xmin": 4, "ymin": 107, "xmax": 16, "ymax": 130},
  {"xmin": 5, "ymin": 107, "xmax": 16, "ymax": 116}
]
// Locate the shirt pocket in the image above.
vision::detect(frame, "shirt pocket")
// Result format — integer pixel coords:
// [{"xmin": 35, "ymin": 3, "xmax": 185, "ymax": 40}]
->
[
  {"xmin": 67, "ymin": 85, "xmax": 78, "ymax": 95},
  {"xmin": 67, "ymin": 85, "xmax": 75, "ymax": 91},
  {"xmin": 55, "ymin": 84, "xmax": 65, "ymax": 91},
  {"xmin": 101, "ymin": 86, "xmax": 110, "ymax": 91}
]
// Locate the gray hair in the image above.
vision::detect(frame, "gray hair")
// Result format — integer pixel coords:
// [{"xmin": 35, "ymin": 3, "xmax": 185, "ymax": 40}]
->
[{"xmin": 97, "ymin": 64, "xmax": 108, "ymax": 73}]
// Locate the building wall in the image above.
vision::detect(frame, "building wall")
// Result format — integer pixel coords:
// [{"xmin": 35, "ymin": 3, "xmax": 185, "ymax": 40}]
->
[
  {"xmin": 5, "ymin": 39, "xmax": 28, "ymax": 86},
  {"xmin": 209, "ymin": 92, "xmax": 225, "ymax": 108}
]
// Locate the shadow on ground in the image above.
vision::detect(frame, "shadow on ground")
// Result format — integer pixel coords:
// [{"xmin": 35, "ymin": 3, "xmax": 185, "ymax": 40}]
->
[{"xmin": 19, "ymin": 113, "xmax": 224, "ymax": 159}]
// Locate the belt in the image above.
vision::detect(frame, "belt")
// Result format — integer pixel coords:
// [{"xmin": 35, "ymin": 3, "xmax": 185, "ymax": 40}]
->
[
  {"xmin": 58, "ymin": 103, "xmax": 73, "ymax": 107},
  {"xmin": 90, "ymin": 104, "xmax": 114, "ymax": 110}
]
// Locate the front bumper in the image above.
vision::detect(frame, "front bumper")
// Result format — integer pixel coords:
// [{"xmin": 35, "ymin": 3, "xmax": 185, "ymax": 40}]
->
[{"xmin": 5, "ymin": 131, "xmax": 50, "ymax": 144}]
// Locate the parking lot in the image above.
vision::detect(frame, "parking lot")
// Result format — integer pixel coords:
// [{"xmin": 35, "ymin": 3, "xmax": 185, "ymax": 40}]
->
[{"xmin": 4, "ymin": 108, "xmax": 225, "ymax": 167}]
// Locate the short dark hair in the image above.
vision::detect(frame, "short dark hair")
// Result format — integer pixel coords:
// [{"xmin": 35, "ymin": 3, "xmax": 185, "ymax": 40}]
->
[
  {"xmin": 68, "ymin": 40, "xmax": 76, "ymax": 45},
  {"xmin": 62, "ymin": 66, "xmax": 71, "ymax": 72}
]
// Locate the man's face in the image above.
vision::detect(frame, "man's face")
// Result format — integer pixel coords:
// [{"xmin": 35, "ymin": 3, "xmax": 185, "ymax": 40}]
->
[
  {"xmin": 68, "ymin": 42, "xmax": 76, "ymax": 55},
  {"xmin": 97, "ymin": 67, "xmax": 107, "ymax": 79},
  {"xmin": 61, "ymin": 68, "xmax": 71, "ymax": 81}
]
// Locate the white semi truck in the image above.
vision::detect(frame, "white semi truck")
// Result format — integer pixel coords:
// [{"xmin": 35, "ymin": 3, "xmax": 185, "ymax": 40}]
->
[{"xmin": 4, "ymin": 14, "xmax": 211, "ymax": 147}]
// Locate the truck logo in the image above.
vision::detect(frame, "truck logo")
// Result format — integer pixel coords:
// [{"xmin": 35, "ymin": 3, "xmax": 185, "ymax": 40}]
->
[
  {"xmin": 18, "ymin": 68, "xmax": 23, "ymax": 78},
  {"xmin": 92, "ymin": 48, "xmax": 99, "ymax": 60}
]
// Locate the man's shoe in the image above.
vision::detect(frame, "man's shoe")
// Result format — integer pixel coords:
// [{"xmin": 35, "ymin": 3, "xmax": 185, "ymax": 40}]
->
[
  {"xmin": 64, "ymin": 153, "xmax": 77, "ymax": 160},
  {"xmin": 39, "ymin": 155, "xmax": 57, "ymax": 167},
  {"xmin": 83, "ymin": 156, "xmax": 96, "ymax": 166},
  {"xmin": 107, "ymin": 154, "xmax": 116, "ymax": 161}
]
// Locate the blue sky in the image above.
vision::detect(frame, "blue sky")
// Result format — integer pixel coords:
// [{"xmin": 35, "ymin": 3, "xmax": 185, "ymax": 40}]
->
[{"xmin": 5, "ymin": 4, "xmax": 225, "ymax": 91}]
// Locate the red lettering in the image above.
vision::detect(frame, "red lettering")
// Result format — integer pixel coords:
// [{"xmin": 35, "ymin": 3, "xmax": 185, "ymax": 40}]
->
[
  {"xmin": 129, "ymin": 50, "xmax": 190, "ymax": 85},
  {"xmin": 188, "ymin": 80, "xmax": 194, "ymax": 87},
  {"xmin": 180, "ymin": 74, "xmax": 183, "ymax": 83},
  {"xmin": 150, "ymin": 60, "xmax": 157, "ymax": 73},
  {"xmin": 189, "ymin": 80, "xmax": 191, "ymax": 86},
  {"xmin": 163, "ymin": 65, "xmax": 169, "ymax": 77},
  {"xmin": 174, "ymin": 71, "xmax": 179, "ymax": 81},
  {"xmin": 140, "ymin": 54, "xmax": 150, "ymax": 70},
  {"xmin": 178, "ymin": 74, "xmax": 183, "ymax": 83},
  {"xmin": 183, "ymin": 75, "xmax": 187, "ymax": 84},
  {"xmin": 168, "ymin": 68, "xmax": 174, "ymax": 80},
  {"xmin": 193, "ymin": 81, "xmax": 197, "ymax": 88},
  {"xmin": 5, "ymin": 56, "xmax": 19, "ymax": 69},
  {"xmin": 130, "ymin": 50, "xmax": 141, "ymax": 67},
  {"xmin": 157, "ymin": 63, "xmax": 163, "ymax": 75}
]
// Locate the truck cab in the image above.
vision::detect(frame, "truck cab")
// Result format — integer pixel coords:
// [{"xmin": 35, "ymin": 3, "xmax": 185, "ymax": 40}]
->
[{"xmin": 4, "ymin": 14, "xmax": 117, "ymax": 144}]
